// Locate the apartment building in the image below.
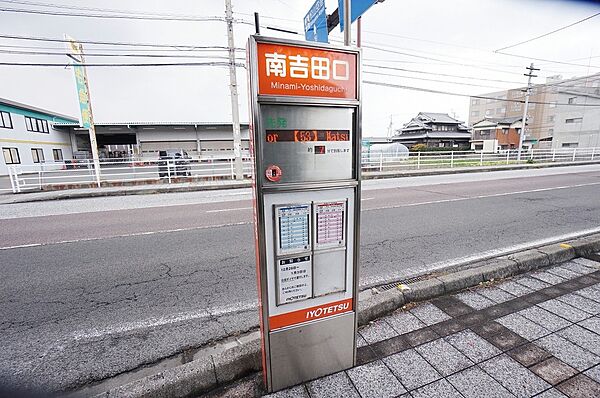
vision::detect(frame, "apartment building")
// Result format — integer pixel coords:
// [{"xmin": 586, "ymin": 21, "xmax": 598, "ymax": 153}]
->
[{"xmin": 468, "ymin": 73, "xmax": 600, "ymax": 150}]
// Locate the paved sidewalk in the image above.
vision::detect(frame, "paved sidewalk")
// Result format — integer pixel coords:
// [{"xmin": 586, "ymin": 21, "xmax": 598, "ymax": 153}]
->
[{"xmin": 208, "ymin": 254, "xmax": 600, "ymax": 398}]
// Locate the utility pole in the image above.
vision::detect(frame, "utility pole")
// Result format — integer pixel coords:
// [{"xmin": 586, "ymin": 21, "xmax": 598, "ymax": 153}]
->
[
  {"xmin": 224, "ymin": 0, "xmax": 243, "ymax": 180},
  {"xmin": 343, "ymin": 0, "xmax": 351, "ymax": 45},
  {"xmin": 517, "ymin": 63, "xmax": 539, "ymax": 161}
]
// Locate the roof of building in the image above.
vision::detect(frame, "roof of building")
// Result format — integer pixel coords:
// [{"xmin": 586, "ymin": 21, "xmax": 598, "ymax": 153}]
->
[
  {"xmin": 416, "ymin": 112, "xmax": 464, "ymax": 124},
  {"xmin": 392, "ymin": 132, "xmax": 472, "ymax": 140},
  {"xmin": 398, "ymin": 112, "xmax": 468, "ymax": 135},
  {"xmin": 473, "ymin": 116, "xmax": 522, "ymax": 126},
  {"xmin": 0, "ymin": 96, "xmax": 77, "ymax": 122}
]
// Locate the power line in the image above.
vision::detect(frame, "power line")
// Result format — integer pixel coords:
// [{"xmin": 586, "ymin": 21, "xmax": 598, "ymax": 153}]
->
[
  {"xmin": 495, "ymin": 50, "xmax": 600, "ymax": 69},
  {"xmin": 0, "ymin": 43, "xmax": 230, "ymax": 53},
  {"xmin": 361, "ymin": 21, "xmax": 600, "ymax": 71},
  {"xmin": 0, "ymin": 6, "xmax": 227, "ymax": 22},
  {"xmin": 0, "ymin": 0, "xmax": 216, "ymax": 19},
  {"xmin": 0, "ymin": 33, "xmax": 244, "ymax": 51},
  {"xmin": 0, "ymin": 48, "xmax": 246, "ymax": 60},
  {"xmin": 363, "ymin": 80, "xmax": 600, "ymax": 107},
  {"xmin": 0, "ymin": 61, "xmax": 245, "ymax": 67},
  {"xmin": 496, "ymin": 12, "xmax": 600, "ymax": 52},
  {"xmin": 363, "ymin": 64, "xmax": 524, "ymax": 84},
  {"xmin": 358, "ymin": 42, "xmax": 528, "ymax": 76},
  {"xmin": 363, "ymin": 70, "xmax": 508, "ymax": 89}
]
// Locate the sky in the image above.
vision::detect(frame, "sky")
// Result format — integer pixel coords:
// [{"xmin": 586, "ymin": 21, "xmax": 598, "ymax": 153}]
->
[{"xmin": 0, "ymin": 0, "xmax": 599, "ymax": 136}]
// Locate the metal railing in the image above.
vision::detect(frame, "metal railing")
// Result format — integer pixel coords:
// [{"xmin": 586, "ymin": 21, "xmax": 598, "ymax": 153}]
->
[
  {"xmin": 360, "ymin": 147, "xmax": 598, "ymax": 173},
  {"xmin": 4, "ymin": 147, "xmax": 599, "ymax": 194}
]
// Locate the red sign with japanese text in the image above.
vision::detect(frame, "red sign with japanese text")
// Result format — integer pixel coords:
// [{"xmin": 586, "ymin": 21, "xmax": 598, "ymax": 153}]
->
[{"xmin": 257, "ymin": 42, "xmax": 357, "ymax": 99}]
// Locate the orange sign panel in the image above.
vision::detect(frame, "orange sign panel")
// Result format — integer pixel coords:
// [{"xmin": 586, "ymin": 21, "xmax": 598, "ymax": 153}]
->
[
  {"xmin": 257, "ymin": 42, "xmax": 357, "ymax": 99},
  {"xmin": 269, "ymin": 298, "xmax": 353, "ymax": 330}
]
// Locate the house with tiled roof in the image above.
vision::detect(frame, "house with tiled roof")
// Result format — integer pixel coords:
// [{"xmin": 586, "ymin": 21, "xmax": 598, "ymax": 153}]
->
[{"xmin": 391, "ymin": 112, "xmax": 471, "ymax": 149}]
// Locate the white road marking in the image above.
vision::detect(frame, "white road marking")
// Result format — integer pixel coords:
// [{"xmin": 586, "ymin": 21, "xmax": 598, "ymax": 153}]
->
[
  {"xmin": 71, "ymin": 301, "xmax": 259, "ymax": 341},
  {"xmin": 206, "ymin": 207, "xmax": 253, "ymax": 213},
  {"xmin": 1, "ymin": 181, "xmax": 598, "ymax": 250},
  {"xmin": 361, "ymin": 226, "xmax": 600, "ymax": 288},
  {"xmin": 69, "ymin": 226, "xmax": 600, "ymax": 340},
  {"xmin": 365, "ymin": 181, "xmax": 600, "ymax": 212},
  {"xmin": 0, "ymin": 221, "xmax": 252, "ymax": 251},
  {"xmin": 361, "ymin": 197, "xmax": 374, "ymax": 201}
]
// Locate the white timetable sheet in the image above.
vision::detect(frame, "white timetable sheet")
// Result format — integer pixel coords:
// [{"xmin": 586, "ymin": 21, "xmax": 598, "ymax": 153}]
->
[
  {"xmin": 276, "ymin": 205, "xmax": 310, "ymax": 255},
  {"xmin": 315, "ymin": 201, "xmax": 345, "ymax": 249}
]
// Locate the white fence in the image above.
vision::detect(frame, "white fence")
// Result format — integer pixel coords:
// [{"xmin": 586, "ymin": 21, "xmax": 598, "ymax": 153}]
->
[{"xmin": 4, "ymin": 147, "xmax": 599, "ymax": 194}]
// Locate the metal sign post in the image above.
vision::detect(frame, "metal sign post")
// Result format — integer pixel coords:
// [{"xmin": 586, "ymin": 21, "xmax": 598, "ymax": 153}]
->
[
  {"xmin": 65, "ymin": 35, "xmax": 101, "ymax": 187},
  {"xmin": 247, "ymin": 35, "xmax": 361, "ymax": 393}
]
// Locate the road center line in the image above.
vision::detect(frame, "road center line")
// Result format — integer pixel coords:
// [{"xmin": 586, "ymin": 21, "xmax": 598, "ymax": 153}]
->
[
  {"xmin": 0, "ymin": 221, "xmax": 252, "ymax": 250},
  {"xmin": 2, "ymin": 181, "xmax": 598, "ymax": 250},
  {"xmin": 365, "ymin": 181, "xmax": 600, "ymax": 211}
]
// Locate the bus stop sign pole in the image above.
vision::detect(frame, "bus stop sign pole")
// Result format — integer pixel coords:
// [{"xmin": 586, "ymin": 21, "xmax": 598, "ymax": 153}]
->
[{"xmin": 247, "ymin": 35, "xmax": 361, "ymax": 393}]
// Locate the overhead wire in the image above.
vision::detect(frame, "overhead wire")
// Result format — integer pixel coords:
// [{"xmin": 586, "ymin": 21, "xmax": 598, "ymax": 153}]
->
[
  {"xmin": 0, "ymin": 61, "xmax": 245, "ymax": 67},
  {"xmin": 0, "ymin": 6, "xmax": 227, "ymax": 22},
  {"xmin": 495, "ymin": 11, "xmax": 600, "ymax": 52},
  {"xmin": 363, "ymin": 70, "xmax": 509, "ymax": 89},
  {"xmin": 0, "ymin": 33, "xmax": 244, "ymax": 51},
  {"xmin": 0, "ymin": 48, "xmax": 246, "ymax": 60},
  {"xmin": 363, "ymin": 80, "xmax": 600, "ymax": 107},
  {"xmin": 363, "ymin": 64, "xmax": 525, "ymax": 84}
]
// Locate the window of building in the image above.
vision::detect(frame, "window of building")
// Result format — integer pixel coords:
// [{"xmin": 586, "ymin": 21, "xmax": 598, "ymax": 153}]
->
[
  {"xmin": 547, "ymin": 115, "xmax": 555, "ymax": 123},
  {"xmin": 52, "ymin": 148, "xmax": 63, "ymax": 161},
  {"xmin": 31, "ymin": 148, "xmax": 44, "ymax": 163},
  {"xmin": 565, "ymin": 117, "xmax": 583, "ymax": 124},
  {"xmin": 548, "ymin": 129, "xmax": 554, "ymax": 136},
  {"xmin": 24, "ymin": 116, "xmax": 49, "ymax": 133},
  {"xmin": 502, "ymin": 128, "xmax": 509, "ymax": 134},
  {"xmin": 471, "ymin": 110, "xmax": 479, "ymax": 117},
  {"xmin": 512, "ymin": 102, "xmax": 522, "ymax": 111},
  {"xmin": 562, "ymin": 142, "xmax": 578, "ymax": 148},
  {"xmin": 568, "ymin": 97, "xmax": 576, "ymax": 104},
  {"xmin": 471, "ymin": 99, "xmax": 479, "ymax": 105},
  {"xmin": 0, "ymin": 111, "xmax": 13, "ymax": 129},
  {"xmin": 2, "ymin": 147, "xmax": 20, "ymax": 164},
  {"xmin": 485, "ymin": 109, "xmax": 493, "ymax": 117},
  {"xmin": 497, "ymin": 107, "xmax": 506, "ymax": 114}
]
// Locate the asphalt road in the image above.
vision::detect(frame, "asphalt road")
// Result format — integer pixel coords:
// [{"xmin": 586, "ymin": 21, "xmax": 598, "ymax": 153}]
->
[{"xmin": 1, "ymin": 165, "xmax": 600, "ymax": 392}]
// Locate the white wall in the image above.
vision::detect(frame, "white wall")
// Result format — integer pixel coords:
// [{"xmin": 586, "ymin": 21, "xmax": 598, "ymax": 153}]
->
[{"xmin": 0, "ymin": 111, "xmax": 73, "ymax": 176}]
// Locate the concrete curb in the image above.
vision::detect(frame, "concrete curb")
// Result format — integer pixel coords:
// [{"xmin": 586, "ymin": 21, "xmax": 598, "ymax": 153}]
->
[
  {"xmin": 5, "ymin": 161, "xmax": 599, "ymax": 204},
  {"xmin": 92, "ymin": 232, "xmax": 600, "ymax": 398},
  {"xmin": 0, "ymin": 182, "xmax": 252, "ymax": 204}
]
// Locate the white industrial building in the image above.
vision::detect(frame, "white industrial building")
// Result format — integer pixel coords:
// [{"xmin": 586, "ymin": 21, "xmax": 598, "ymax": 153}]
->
[
  {"xmin": 0, "ymin": 97, "xmax": 76, "ymax": 176},
  {"xmin": 53, "ymin": 122, "xmax": 250, "ymax": 160},
  {"xmin": 1, "ymin": 97, "xmax": 251, "ymax": 176}
]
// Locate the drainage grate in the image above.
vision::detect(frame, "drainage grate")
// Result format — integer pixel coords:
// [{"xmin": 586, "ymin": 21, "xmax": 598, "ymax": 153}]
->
[{"xmin": 377, "ymin": 273, "xmax": 433, "ymax": 292}]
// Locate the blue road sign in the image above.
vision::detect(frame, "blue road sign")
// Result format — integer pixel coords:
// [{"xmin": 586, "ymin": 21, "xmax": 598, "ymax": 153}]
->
[
  {"xmin": 338, "ymin": 0, "xmax": 378, "ymax": 32},
  {"xmin": 304, "ymin": 0, "xmax": 328, "ymax": 43}
]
